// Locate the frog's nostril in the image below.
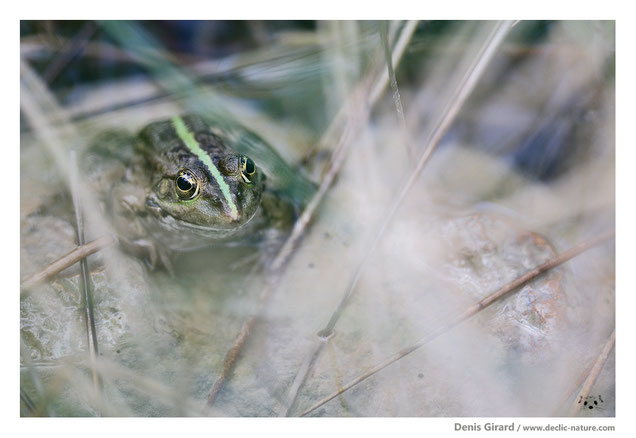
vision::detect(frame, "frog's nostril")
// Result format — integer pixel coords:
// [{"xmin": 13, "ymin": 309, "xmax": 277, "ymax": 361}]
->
[
  {"xmin": 145, "ymin": 198, "xmax": 168, "ymax": 218},
  {"xmin": 218, "ymin": 155, "xmax": 240, "ymax": 176}
]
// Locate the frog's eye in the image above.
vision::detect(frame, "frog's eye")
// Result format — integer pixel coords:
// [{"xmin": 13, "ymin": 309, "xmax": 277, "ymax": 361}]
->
[
  {"xmin": 239, "ymin": 156, "xmax": 256, "ymax": 183},
  {"xmin": 175, "ymin": 169, "xmax": 200, "ymax": 200}
]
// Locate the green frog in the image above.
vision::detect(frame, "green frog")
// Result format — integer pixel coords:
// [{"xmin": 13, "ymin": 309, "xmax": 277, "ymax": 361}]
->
[{"xmin": 85, "ymin": 114, "xmax": 312, "ymax": 270}]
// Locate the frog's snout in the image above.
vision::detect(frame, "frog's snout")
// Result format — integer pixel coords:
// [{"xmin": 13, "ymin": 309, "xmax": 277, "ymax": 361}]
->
[{"xmin": 227, "ymin": 209, "xmax": 240, "ymax": 222}]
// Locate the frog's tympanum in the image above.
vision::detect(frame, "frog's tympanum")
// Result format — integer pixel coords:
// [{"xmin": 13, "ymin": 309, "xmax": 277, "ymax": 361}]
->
[{"xmin": 85, "ymin": 114, "xmax": 303, "ymax": 269}]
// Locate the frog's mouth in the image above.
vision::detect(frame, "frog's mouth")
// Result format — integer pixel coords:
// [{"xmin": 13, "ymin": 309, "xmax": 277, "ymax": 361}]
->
[{"xmin": 144, "ymin": 197, "xmax": 258, "ymax": 235}]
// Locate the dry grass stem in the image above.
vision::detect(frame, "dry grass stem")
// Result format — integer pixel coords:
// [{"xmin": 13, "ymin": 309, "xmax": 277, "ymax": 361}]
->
[
  {"xmin": 281, "ymin": 21, "xmax": 515, "ymax": 417},
  {"xmin": 298, "ymin": 230, "xmax": 615, "ymax": 416},
  {"xmin": 206, "ymin": 22, "xmax": 419, "ymax": 408},
  {"xmin": 568, "ymin": 329, "xmax": 616, "ymax": 416},
  {"xmin": 20, "ymin": 235, "xmax": 116, "ymax": 293}
]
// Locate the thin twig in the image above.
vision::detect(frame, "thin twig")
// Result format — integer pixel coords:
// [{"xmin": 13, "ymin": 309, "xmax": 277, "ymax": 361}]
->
[
  {"xmin": 20, "ymin": 235, "xmax": 116, "ymax": 293},
  {"xmin": 20, "ymin": 59, "xmax": 111, "ymax": 234},
  {"xmin": 568, "ymin": 329, "xmax": 616, "ymax": 416},
  {"xmin": 21, "ymin": 34, "xmax": 136, "ymax": 63},
  {"xmin": 20, "ymin": 388, "xmax": 36, "ymax": 414},
  {"xmin": 279, "ymin": 337, "xmax": 328, "ymax": 416},
  {"xmin": 323, "ymin": 20, "xmax": 514, "ymax": 337},
  {"xmin": 380, "ymin": 21, "xmax": 413, "ymax": 160},
  {"xmin": 19, "ymin": 24, "xmax": 417, "ymax": 132},
  {"xmin": 43, "ymin": 21, "xmax": 97, "ymax": 84},
  {"xmin": 369, "ymin": 20, "xmax": 419, "ymax": 112},
  {"xmin": 314, "ymin": 21, "xmax": 418, "ymax": 163},
  {"xmin": 555, "ymin": 321, "xmax": 613, "ymax": 414},
  {"xmin": 279, "ymin": 21, "xmax": 424, "ymax": 416},
  {"xmin": 206, "ymin": 22, "xmax": 419, "ymax": 408},
  {"xmin": 272, "ymin": 21, "xmax": 419, "ymax": 273},
  {"xmin": 206, "ymin": 319, "xmax": 254, "ymax": 405},
  {"xmin": 281, "ymin": 21, "xmax": 515, "ymax": 417},
  {"xmin": 21, "ymin": 58, "xmax": 114, "ymax": 413},
  {"xmin": 70, "ymin": 150, "xmax": 102, "ymax": 400},
  {"xmin": 299, "ymin": 229, "xmax": 615, "ymax": 416},
  {"xmin": 205, "ymin": 72, "xmax": 364, "ymax": 408}
]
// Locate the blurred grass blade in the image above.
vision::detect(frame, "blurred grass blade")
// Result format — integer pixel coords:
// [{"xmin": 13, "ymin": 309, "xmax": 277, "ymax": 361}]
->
[
  {"xmin": 321, "ymin": 21, "xmax": 515, "ymax": 337},
  {"xmin": 70, "ymin": 150, "xmax": 102, "ymax": 398},
  {"xmin": 380, "ymin": 20, "xmax": 412, "ymax": 159},
  {"xmin": 20, "ymin": 388, "xmax": 36, "ymax": 415},
  {"xmin": 207, "ymin": 21, "xmax": 419, "ymax": 410},
  {"xmin": 272, "ymin": 20, "xmax": 418, "ymax": 272},
  {"xmin": 275, "ymin": 21, "xmax": 423, "ymax": 416},
  {"xmin": 568, "ymin": 329, "xmax": 615, "ymax": 416},
  {"xmin": 21, "ymin": 57, "xmax": 112, "ymax": 414},
  {"xmin": 43, "ymin": 21, "xmax": 97, "ymax": 84},
  {"xmin": 280, "ymin": 21, "xmax": 515, "ymax": 417}
]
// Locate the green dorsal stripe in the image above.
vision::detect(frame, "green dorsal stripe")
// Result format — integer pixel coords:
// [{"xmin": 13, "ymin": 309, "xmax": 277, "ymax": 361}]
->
[{"xmin": 172, "ymin": 116, "xmax": 239, "ymax": 219}]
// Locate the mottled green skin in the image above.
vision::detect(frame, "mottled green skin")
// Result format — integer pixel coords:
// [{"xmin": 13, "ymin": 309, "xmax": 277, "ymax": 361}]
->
[{"xmin": 85, "ymin": 114, "xmax": 298, "ymax": 268}]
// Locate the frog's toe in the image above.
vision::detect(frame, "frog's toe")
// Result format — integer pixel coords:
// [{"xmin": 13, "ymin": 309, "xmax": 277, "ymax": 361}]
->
[
  {"xmin": 119, "ymin": 237, "xmax": 174, "ymax": 273},
  {"xmin": 157, "ymin": 247, "xmax": 175, "ymax": 276}
]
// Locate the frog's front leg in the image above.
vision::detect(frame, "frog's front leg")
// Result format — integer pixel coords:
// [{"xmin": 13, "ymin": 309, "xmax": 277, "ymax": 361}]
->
[{"xmin": 110, "ymin": 184, "xmax": 174, "ymax": 273}]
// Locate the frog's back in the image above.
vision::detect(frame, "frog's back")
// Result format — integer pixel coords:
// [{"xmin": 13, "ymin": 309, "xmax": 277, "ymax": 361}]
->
[{"xmin": 136, "ymin": 115, "xmax": 213, "ymax": 154}]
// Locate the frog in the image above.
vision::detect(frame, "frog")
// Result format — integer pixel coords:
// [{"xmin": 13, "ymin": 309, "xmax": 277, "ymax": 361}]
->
[{"xmin": 84, "ymin": 114, "xmax": 311, "ymax": 270}]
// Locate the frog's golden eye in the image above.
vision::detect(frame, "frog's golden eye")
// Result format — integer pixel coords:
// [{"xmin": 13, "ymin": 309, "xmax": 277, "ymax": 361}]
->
[
  {"xmin": 175, "ymin": 169, "xmax": 200, "ymax": 200},
  {"xmin": 239, "ymin": 156, "xmax": 256, "ymax": 183}
]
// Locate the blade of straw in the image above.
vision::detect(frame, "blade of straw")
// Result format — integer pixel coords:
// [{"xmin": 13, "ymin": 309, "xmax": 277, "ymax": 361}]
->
[
  {"xmin": 271, "ymin": 20, "xmax": 419, "ymax": 273},
  {"xmin": 299, "ymin": 230, "xmax": 614, "ymax": 416},
  {"xmin": 280, "ymin": 21, "xmax": 514, "ymax": 416},
  {"xmin": 568, "ymin": 329, "xmax": 615, "ymax": 416},
  {"xmin": 20, "ymin": 235, "xmax": 116, "ymax": 294},
  {"xmin": 21, "ymin": 58, "xmax": 111, "ymax": 411},
  {"xmin": 380, "ymin": 21, "xmax": 412, "ymax": 159},
  {"xmin": 322, "ymin": 20, "xmax": 514, "ymax": 337},
  {"xmin": 208, "ymin": 22, "xmax": 419, "ymax": 409},
  {"xmin": 70, "ymin": 150, "xmax": 102, "ymax": 398}
]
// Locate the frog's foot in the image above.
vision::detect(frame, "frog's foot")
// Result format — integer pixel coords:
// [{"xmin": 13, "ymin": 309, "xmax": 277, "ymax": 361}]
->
[
  {"xmin": 154, "ymin": 245, "xmax": 175, "ymax": 276},
  {"xmin": 118, "ymin": 237, "xmax": 175, "ymax": 275}
]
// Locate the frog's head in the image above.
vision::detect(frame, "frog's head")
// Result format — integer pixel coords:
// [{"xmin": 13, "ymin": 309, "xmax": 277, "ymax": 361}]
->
[
  {"xmin": 147, "ymin": 153, "xmax": 265, "ymax": 230},
  {"xmin": 138, "ymin": 116, "xmax": 266, "ymax": 234}
]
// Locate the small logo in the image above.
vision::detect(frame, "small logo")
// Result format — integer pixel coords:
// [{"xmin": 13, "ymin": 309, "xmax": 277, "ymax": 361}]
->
[{"xmin": 578, "ymin": 395, "xmax": 604, "ymax": 410}]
